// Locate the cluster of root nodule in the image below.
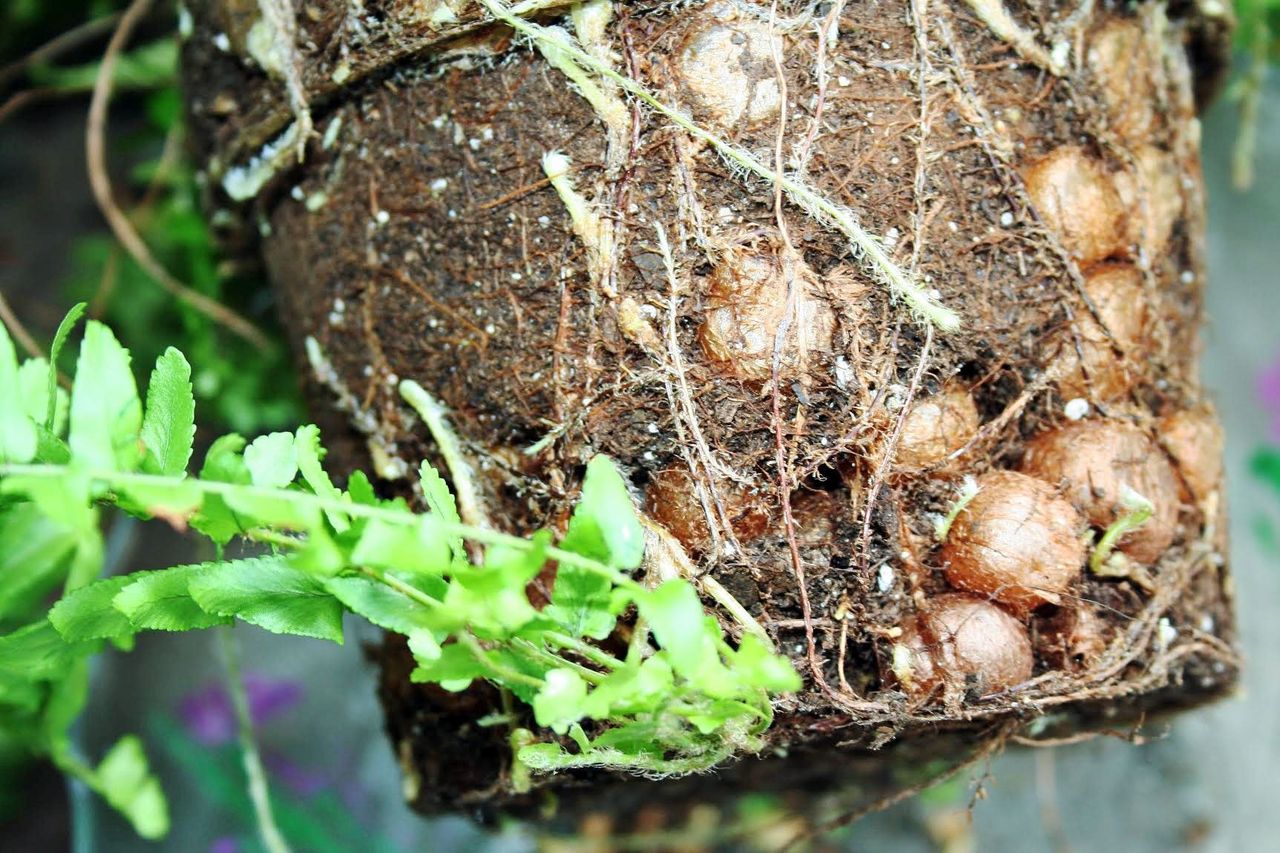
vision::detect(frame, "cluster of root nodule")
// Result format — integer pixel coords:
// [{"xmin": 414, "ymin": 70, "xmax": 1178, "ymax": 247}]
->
[{"xmin": 215, "ymin": 0, "xmax": 1242, "ymax": 808}]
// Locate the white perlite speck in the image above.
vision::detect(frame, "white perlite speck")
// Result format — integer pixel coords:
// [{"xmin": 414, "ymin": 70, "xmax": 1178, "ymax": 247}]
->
[
  {"xmin": 877, "ymin": 564, "xmax": 895, "ymax": 594},
  {"xmin": 1064, "ymin": 397, "xmax": 1090, "ymax": 420}
]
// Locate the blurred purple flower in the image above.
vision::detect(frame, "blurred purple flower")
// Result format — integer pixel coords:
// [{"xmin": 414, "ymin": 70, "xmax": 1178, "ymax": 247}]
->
[
  {"xmin": 179, "ymin": 674, "xmax": 304, "ymax": 746},
  {"xmin": 1260, "ymin": 356, "xmax": 1280, "ymax": 442},
  {"xmin": 264, "ymin": 749, "xmax": 329, "ymax": 797},
  {"xmin": 210, "ymin": 838, "xmax": 239, "ymax": 853}
]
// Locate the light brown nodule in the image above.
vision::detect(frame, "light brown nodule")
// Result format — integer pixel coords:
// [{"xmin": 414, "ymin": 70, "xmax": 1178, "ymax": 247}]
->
[
  {"xmin": 1021, "ymin": 419, "xmax": 1180, "ymax": 564},
  {"xmin": 941, "ymin": 470, "xmax": 1086, "ymax": 617},
  {"xmin": 1158, "ymin": 406, "xmax": 1225, "ymax": 503},
  {"xmin": 891, "ymin": 382, "xmax": 980, "ymax": 471},
  {"xmin": 1055, "ymin": 263, "xmax": 1153, "ymax": 402},
  {"xmin": 698, "ymin": 244, "xmax": 835, "ymax": 382},
  {"xmin": 892, "ymin": 593, "xmax": 1034, "ymax": 700},
  {"xmin": 1022, "ymin": 145, "xmax": 1129, "ymax": 266}
]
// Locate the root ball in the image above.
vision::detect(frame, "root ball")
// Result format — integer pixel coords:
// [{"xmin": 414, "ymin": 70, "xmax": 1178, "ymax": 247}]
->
[
  {"xmin": 1021, "ymin": 419, "xmax": 1180, "ymax": 564},
  {"xmin": 1022, "ymin": 145, "xmax": 1129, "ymax": 265},
  {"xmin": 941, "ymin": 471, "xmax": 1086, "ymax": 617}
]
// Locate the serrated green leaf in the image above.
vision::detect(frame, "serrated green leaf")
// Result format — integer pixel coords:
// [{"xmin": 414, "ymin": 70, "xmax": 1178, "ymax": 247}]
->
[
  {"xmin": 0, "ymin": 321, "xmax": 37, "ymax": 463},
  {"xmin": 351, "ymin": 516, "xmax": 452, "ymax": 576},
  {"xmin": 140, "ymin": 348, "xmax": 195, "ymax": 476},
  {"xmin": 409, "ymin": 643, "xmax": 487, "ymax": 691},
  {"xmin": 0, "ymin": 620, "xmax": 88, "ymax": 680},
  {"xmin": 419, "ymin": 461, "xmax": 464, "ymax": 562},
  {"xmin": 732, "ymin": 634, "xmax": 802, "ymax": 693},
  {"xmin": 532, "ymin": 668, "xmax": 588, "ymax": 734},
  {"xmin": 113, "ymin": 564, "xmax": 235, "ymax": 632},
  {"xmin": 581, "ymin": 656, "xmax": 674, "ymax": 719},
  {"xmin": 188, "ymin": 557, "xmax": 344, "ymax": 642},
  {"xmin": 544, "ymin": 566, "xmax": 616, "ymax": 641},
  {"xmin": 407, "ymin": 629, "xmax": 441, "ymax": 662},
  {"xmin": 191, "ymin": 434, "xmax": 249, "ymax": 544},
  {"xmin": 560, "ymin": 455, "xmax": 644, "ymax": 569},
  {"xmin": 346, "ymin": 470, "xmax": 378, "ymax": 505},
  {"xmin": 325, "ymin": 575, "xmax": 440, "ymax": 636},
  {"xmin": 45, "ymin": 302, "xmax": 86, "ymax": 430},
  {"xmin": 243, "ymin": 431, "xmax": 298, "ymax": 488},
  {"xmin": 447, "ymin": 534, "xmax": 548, "ymax": 636},
  {"xmin": 95, "ymin": 735, "xmax": 169, "ymax": 840},
  {"xmin": 635, "ymin": 580, "xmax": 733, "ymax": 692},
  {"xmin": 295, "ymin": 424, "xmax": 348, "ymax": 532},
  {"xmin": 0, "ymin": 470, "xmax": 96, "ymax": 536},
  {"xmin": 49, "ymin": 574, "xmax": 135, "ymax": 642},
  {"xmin": 17, "ymin": 357, "xmax": 67, "ymax": 436},
  {"xmin": 69, "ymin": 321, "xmax": 142, "ymax": 471}
]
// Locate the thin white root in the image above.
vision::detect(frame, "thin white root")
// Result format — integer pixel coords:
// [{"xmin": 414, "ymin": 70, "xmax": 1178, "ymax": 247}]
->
[
  {"xmin": 961, "ymin": 0, "xmax": 1066, "ymax": 75},
  {"xmin": 398, "ymin": 378, "xmax": 491, "ymax": 528},
  {"xmin": 542, "ymin": 151, "xmax": 615, "ymax": 294}
]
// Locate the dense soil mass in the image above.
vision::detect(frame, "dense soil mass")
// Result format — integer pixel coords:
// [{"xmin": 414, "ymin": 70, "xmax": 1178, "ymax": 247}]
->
[{"xmin": 184, "ymin": 0, "xmax": 1239, "ymax": 834}]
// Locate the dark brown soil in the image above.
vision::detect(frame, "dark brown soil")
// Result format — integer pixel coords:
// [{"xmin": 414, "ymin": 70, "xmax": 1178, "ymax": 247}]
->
[{"xmin": 182, "ymin": 0, "xmax": 1240, "ymax": 836}]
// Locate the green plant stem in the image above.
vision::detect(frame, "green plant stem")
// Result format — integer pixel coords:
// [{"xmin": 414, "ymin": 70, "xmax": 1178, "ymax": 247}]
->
[
  {"xmin": 0, "ymin": 462, "xmax": 634, "ymax": 589},
  {"xmin": 1233, "ymin": 19, "xmax": 1270, "ymax": 191},
  {"xmin": 217, "ymin": 626, "xmax": 291, "ymax": 853},
  {"xmin": 511, "ymin": 637, "xmax": 606, "ymax": 684},
  {"xmin": 543, "ymin": 630, "xmax": 623, "ymax": 670},
  {"xmin": 457, "ymin": 631, "xmax": 546, "ymax": 689}
]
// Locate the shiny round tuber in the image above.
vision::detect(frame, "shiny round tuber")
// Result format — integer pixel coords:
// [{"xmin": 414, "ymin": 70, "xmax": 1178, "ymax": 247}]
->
[
  {"xmin": 889, "ymin": 593, "xmax": 1034, "ymax": 700},
  {"xmin": 1022, "ymin": 145, "xmax": 1129, "ymax": 265},
  {"xmin": 1021, "ymin": 419, "xmax": 1180, "ymax": 565},
  {"xmin": 941, "ymin": 470, "xmax": 1087, "ymax": 617}
]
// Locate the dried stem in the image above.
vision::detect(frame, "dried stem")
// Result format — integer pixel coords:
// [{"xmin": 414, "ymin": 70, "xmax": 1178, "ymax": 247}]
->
[{"xmin": 86, "ymin": 0, "xmax": 270, "ymax": 349}]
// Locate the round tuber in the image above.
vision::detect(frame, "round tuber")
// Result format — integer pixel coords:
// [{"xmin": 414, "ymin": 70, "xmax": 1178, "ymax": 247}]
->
[
  {"xmin": 645, "ymin": 467, "xmax": 769, "ymax": 552},
  {"xmin": 941, "ymin": 470, "xmax": 1087, "ymax": 617},
  {"xmin": 1022, "ymin": 145, "xmax": 1129, "ymax": 265},
  {"xmin": 698, "ymin": 243, "xmax": 835, "ymax": 382},
  {"xmin": 891, "ymin": 382, "xmax": 981, "ymax": 470},
  {"xmin": 1087, "ymin": 18, "xmax": 1158, "ymax": 145},
  {"xmin": 1021, "ymin": 419, "xmax": 1180, "ymax": 565},
  {"xmin": 674, "ymin": 8, "xmax": 782, "ymax": 130},
  {"xmin": 890, "ymin": 593, "xmax": 1034, "ymax": 700},
  {"xmin": 1055, "ymin": 263, "xmax": 1153, "ymax": 402},
  {"xmin": 1158, "ymin": 406, "xmax": 1225, "ymax": 503},
  {"xmin": 1116, "ymin": 145, "xmax": 1184, "ymax": 258}
]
